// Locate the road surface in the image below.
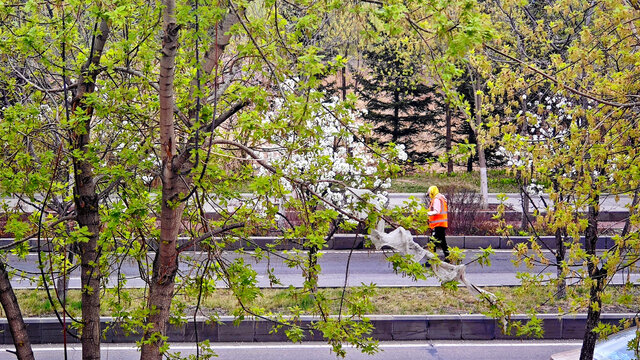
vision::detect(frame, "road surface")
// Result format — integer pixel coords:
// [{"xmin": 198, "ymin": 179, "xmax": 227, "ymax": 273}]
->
[
  {"xmin": 7, "ymin": 250, "xmax": 638, "ymax": 289},
  {"xmin": 0, "ymin": 341, "xmax": 583, "ymax": 360}
]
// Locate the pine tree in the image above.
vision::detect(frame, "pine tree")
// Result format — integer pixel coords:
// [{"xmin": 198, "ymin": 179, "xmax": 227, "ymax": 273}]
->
[{"xmin": 356, "ymin": 39, "xmax": 443, "ymax": 163}]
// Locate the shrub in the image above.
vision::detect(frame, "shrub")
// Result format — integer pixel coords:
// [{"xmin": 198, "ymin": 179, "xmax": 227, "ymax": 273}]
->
[{"xmin": 424, "ymin": 185, "xmax": 486, "ymax": 235}]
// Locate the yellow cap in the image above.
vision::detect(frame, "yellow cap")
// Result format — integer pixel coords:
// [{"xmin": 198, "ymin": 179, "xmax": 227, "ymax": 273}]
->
[{"xmin": 428, "ymin": 186, "xmax": 439, "ymax": 198}]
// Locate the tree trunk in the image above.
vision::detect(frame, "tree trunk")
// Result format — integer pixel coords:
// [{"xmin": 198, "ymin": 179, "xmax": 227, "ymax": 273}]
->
[
  {"xmin": 579, "ymin": 202, "xmax": 603, "ymax": 360},
  {"xmin": 553, "ymin": 185, "xmax": 566, "ymax": 299},
  {"xmin": 478, "ymin": 147, "xmax": 488, "ymax": 209},
  {"xmin": 139, "ymin": 0, "xmax": 184, "ymax": 358},
  {"xmin": 307, "ymin": 246, "xmax": 319, "ymax": 293},
  {"xmin": 520, "ymin": 187, "xmax": 530, "ymax": 230},
  {"xmin": 55, "ymin": 248, "xmax": 74, "ymax": 305},
  {"xmin": 188, "ymin": 11, "xmax": 238, "ymax": 110},
  {"xmin": 70, "ymin": 18, "xmax": 110, "ymax": 360},
  {"xmin": 392, "ymin": 89, "xmax": 399, "ymax": 143},
  {"xmin": 140, "ymin": 6, "xmax": 242, "ymax": 359},
  {"xmin": 555, "ymin": 227, "xmax": 566, "ymax": 299},
  {"xmin": 580, "ymin": 274, "xmax": 605, "ymax": 360},
  {"xmin": 622, "ymin": 188, "xmax": 639, "ymax": 237},
  {"xmin": 74, "ymin": 183, "xmax": 101, "ymax": 360},
  {"xmin": 519, "ymin": 98, "xmax": 529, "ymax": 229},
  {"xmin": 0, "ymin": 262, "xmax": 34, "ymax": 360},
  {"xmin": 341, "ymin": 62, "xmax": 347, "ymax": 101},
  {"xmin": 445, "ymin": 106, "xmax": 453, "ymax": 174},
  {"xmin": 139, "ymin": 175, "xmax": 186, "ymax": 360},
  {"xmin": 473, "ymin": 79, "xmax": 488, "ymax": 209}
]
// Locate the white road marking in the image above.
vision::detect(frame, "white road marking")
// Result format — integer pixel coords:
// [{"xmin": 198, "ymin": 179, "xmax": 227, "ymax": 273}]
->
[{"xmin": 15, "ymin": 341, "xmax": 583, "ymax": 352}]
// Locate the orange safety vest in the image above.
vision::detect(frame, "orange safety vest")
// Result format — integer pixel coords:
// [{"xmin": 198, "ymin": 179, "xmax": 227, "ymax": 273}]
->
[{"xmin": 429, "ymin": 193, "xmax": 448, "ymax": 229}]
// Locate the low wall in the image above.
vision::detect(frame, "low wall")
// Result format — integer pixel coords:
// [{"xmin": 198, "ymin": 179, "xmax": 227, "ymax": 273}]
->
[{"xmin": 1, "ymin": 314, "xmax": 635, "ymax": 344}]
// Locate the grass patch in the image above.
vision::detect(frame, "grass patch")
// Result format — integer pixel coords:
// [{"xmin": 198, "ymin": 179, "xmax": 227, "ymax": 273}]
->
[
  {"xmin": 390, "ymin": 169, "xmax": 519, "ymax": 193},
  {"xmin": 3, "ymin": 285, "xmax": 638, "ymax": 318}
]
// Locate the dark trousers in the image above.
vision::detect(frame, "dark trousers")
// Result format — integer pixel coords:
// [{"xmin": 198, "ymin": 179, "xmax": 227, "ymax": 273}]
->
[{"xmin": 432, "ymin": 226, "xmax": 450, "ymax": 261}]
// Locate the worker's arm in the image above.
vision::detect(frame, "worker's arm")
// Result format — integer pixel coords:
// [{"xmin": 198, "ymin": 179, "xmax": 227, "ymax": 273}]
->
[{"xmin": 427, "ymin": 197, "xmax": 441, "ymax": 216}]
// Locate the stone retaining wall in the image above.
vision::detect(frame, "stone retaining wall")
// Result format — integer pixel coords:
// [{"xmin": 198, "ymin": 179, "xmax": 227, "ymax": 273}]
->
[{"xmin": 2, "ymin": 314, "xmax": 635, "ymax": 344}]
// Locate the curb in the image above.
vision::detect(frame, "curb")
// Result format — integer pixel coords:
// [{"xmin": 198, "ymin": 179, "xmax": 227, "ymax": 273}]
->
[
  {"xmin": 1, "ymin": 314, "xmax": 636, "ymax": 344},
  {"xmin": 0, "ymin": 235, "xmax": 615, "ymax": 252}
]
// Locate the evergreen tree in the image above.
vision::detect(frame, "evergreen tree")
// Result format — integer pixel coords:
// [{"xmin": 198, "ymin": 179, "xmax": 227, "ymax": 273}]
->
[{"xmin": 356, "ymin": 39, "xmax": 443, "ymax": 163}]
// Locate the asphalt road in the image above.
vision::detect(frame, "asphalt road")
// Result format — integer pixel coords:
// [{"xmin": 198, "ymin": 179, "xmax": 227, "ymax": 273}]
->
[
  {"xmin": 7, "ymin": 250, "xmax": 639, "ymax": 289},
  {"xmin": 0, "ymin": 341, "xmax": 582, "ymax": 360}
]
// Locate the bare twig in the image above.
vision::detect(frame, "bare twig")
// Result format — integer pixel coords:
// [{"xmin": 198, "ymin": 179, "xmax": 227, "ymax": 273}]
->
[
  {"xmin": 484, "ymin": 44, "xmax": 640, "ymax": 108},
  {"xmin": 177, "ymin": 223, "xmax": 245, "ymax": 253}
]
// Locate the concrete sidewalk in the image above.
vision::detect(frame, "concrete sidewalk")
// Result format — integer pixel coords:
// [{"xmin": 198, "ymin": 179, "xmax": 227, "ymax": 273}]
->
[{"xmin": 387, "ymin": 193, "xmax": 633, "ymax": 213}]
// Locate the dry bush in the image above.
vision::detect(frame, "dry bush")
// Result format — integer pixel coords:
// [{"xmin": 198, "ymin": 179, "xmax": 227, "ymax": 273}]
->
[{"xmin": 424, "ymin": 185, "xmax": 492, "ymax": 235}]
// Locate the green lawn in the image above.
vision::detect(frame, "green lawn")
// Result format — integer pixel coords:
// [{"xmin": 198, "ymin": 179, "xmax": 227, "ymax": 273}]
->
[
  {"xmin": 389, "ymin": 169, "xmax": 520, "ymax": 193},
  {"xmin": 8, "ymin": 285, "xmax": 638, "ymax": 318}
]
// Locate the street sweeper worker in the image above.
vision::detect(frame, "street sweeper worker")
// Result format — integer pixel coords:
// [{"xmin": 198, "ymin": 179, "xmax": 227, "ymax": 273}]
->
[{"xmin": 427, "ymin": 185, "xmax": 450, "ymax": 262}]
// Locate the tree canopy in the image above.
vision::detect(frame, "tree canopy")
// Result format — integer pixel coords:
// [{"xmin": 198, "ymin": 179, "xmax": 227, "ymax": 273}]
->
[{"xmin": 0, "ymin": 0, "xmax": 638, "ymax": 359}]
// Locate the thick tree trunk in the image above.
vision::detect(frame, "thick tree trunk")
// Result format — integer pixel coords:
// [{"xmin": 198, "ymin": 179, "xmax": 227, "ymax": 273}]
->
[
  {"xmin": 140, "ymin": 5, "xmax": 242, "ymax": 359},
  {"xmin": 579, "ymin": 202, "xmax": 603, "ymax": 360},
  {"xmin": 74, "ymin": 186, "xmax": 101, "ymax": 360},
  {"xmin": 580, "ymin": 274, "xmax": 605, "ymax": 360},
  {"xmin": 70, "ymin": 18, "xmax": 110, "ymax": 360},
  {"xmin": 139, "ymin": 1, "xmax": 183, "ymax": 358},
  {"xmin": 445, "ymin": 106, "xmax": 453, "ymax": 174},
  {"xmin": 139, "ymin": 175, "xmax": 186, "ymax": 360},
  {"xmin": 0, "ymin": 262, "xmax": 34, "ymax": 360}
]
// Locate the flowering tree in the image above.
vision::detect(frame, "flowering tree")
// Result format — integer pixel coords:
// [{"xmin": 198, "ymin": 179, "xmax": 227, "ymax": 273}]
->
[
  {"xmin": 0, "ymin": 0, "xmax": 496, "ymax": 359},
  {"xmin": 210, "ymin": 84, "xmax": 407, "ymax": 354},
  {"xmin": 472, "ymin": 1, "xmax": 640, "ymax": 359}
]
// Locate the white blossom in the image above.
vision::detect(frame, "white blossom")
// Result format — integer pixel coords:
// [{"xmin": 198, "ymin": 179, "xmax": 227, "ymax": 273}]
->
[
  {"xmin": 526, "ymin": 182, "xmax": 544, "ymax": 195},
  {"xmin": 251, "ymin": 85, "xmax": 399, "ymax": 221},
  {"xmin": 396, "ymin": 144, "xmax": 408, "ymax": 161}
]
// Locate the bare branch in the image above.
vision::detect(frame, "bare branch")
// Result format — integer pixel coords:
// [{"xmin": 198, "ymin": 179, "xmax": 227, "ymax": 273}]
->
[
  {"xmin": 201, "ymin": 100, "xmax": 249, "ymax": 133},
  {"xmin": 8, "ymin": 62, "xmax": 77, "ymax": 93},
  {"xmin": 177, "ymin": 222, "xmax": 245, "ymax": 252},
  {"xmin": 211, "ymin": 139, "xmax": 279, "ymax": 173},
  {"xmin": 174, "ymin": 100, "xmax": 249, "ymax": 170},
  {"xmin": 98, "ymin": 177, "xmax": 122, "ymax": 200},
  {"xmin": 484, "ymin": 44, "xmax": 640, "ymax": 108}
]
